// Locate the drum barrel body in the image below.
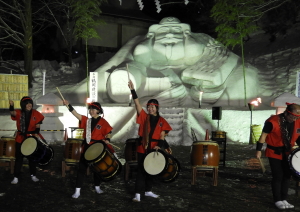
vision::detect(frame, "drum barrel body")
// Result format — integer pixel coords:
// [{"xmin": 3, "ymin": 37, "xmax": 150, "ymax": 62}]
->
[
  {"xmin": 64, "ymin": 139, "xmax": 83, "ymax": 163},
  {"xmin": 124, "ymin": 139, "xmax": 138, "ymax": 162},
  {"xmin": 160, "ymin": 155, "xmax": 180, "ymax": 182},
  {"xmin": 84, "ymin": 142, "xmax": 121, "ymax": 181},
  {"xmin": 143, "ymin": 149, "xmax": 180, "ymax": 183},
  {"xmin": 211, "ymin": 131, "xmax": 226, "ymax": 139},
  {"xmin": 21, "ymin": 136, "xmax": 54, "ymax": 165},
  {"xmin": 0, "ymin": 137, "xmax": 16, "ymax": 159},
  {"xmin": 190, "ymin": 141, "xmax": 220, "ymax": 168}
]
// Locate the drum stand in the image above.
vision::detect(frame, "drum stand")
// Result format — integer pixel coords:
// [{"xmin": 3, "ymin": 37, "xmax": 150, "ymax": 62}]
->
[
  {"xmin": 0, "ymin": 158, "xmax": 15, "ymax": 174},
  {"xmin": 61, "ymin": 160, "xmax": 90, "ymax": 177},
  {"xmin": 191, "ymin": 166, "xmax": 218, "ymax": 186},
  {"xmin": 124, "ymin": 161, "xmax": 138, "ymax": 182}
]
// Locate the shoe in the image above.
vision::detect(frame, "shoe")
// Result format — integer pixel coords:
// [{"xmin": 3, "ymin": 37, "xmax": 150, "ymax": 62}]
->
[
  {"xmin": 11, "ymin": 177, "xmax": 18, "ymax": 184},
  {"xmin": 95, "ymin": 186, "xmax": 104, "ymax": 194},
  {"xmin": 132, "ymin": 193, "xmax": 140, "ymax": 202},
  {"xmin": 282, "ymin": 200, "xmax": 294, "ymax": 209},
  {"xmin": 31, "ymin": 176, "xmax": 39, "ymax": 182},
  {"xmin": 275, "ymin": 201, "xmax": 286, "ymax": 210},
  {"xmin": 145, "ymin": 191, "xmax": 159, "ymax": 198}
]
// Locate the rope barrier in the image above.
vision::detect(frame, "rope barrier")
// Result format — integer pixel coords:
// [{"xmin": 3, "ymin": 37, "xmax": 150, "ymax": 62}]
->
[
  {"xmin": 41, "ymin": 130, "xmax": 66, "ymax": 131},
  {"xmin": 0, "ymin": 129, "xmax": 66, "ymax": 131}
]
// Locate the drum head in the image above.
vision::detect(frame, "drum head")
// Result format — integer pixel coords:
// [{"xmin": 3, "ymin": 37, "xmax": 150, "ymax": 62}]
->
[
  {"xmin": 84, "ymin": 143, "xmax": 104, "ymax": 161},
  {"xmin": 21, "ymin": 137, "xmax": 37, "ymax": 156},
  {"xmin": 144, "ymin": 151, "xmax": 166, "ymax": 175},
  {"xmin": 291, "ymin": 150, "xmax": 300, "ymax": 175}
]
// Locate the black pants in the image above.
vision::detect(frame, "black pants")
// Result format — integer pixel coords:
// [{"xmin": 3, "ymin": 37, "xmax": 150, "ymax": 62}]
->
[
  {"xmin": 135, "ymin": 152, "xmax": 154, "ymax": 193},
  {"xmin": 268, "ymin": 157, "xmax": 292, "ymax": 202},
  {"xmin": 14, "ymin": 142, "xmax": 37, "ymax": 178},
  {"xmin": 75, "ymin": 154, "xmax": 101, "ymax": 188}
]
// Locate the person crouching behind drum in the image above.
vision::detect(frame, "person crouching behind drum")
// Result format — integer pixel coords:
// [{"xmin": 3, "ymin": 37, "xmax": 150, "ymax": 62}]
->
[
  {"xmin": 128, "ymin": 80, "xmax": 172, "ymax": 202},
  {"xmin": 9, "ymin": 96, "xmax": 44, "ymax": 184},
  {"xmin": 256, "ymin": 103, "xmax": 300, "ymax": 210},
  {"xmin": 63, "ymin": 100, "xmax": 115, "ymax": 199}
]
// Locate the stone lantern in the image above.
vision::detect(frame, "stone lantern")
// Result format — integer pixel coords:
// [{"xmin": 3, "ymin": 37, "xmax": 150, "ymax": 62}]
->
[
  {"xmin": 36, "ymin": 93, "xmax": 64, "ymax": 143},
  {"xmin": 271, "ymin": 92, "xmax": 300, "ymax": 114}
]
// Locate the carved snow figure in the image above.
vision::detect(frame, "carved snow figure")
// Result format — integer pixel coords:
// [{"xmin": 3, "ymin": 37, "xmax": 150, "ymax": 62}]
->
[{"xmin": 65, "ymin": 17, "xmax": 259, "ymax": 107}]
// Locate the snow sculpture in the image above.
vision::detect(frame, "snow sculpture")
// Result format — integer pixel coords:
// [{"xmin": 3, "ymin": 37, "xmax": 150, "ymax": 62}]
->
[{"xmin": 68, "ymin": 17, "xmax": 260, "ymax": 107}]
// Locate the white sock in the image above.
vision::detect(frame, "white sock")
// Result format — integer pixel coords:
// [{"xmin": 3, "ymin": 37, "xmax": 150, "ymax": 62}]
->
[
  {"xmin": 72, "ymin": 188, "xmax": 81, "ymax": 198},
  {"xmin": 11, "ymin": 177, "xmax": 18, "ymax": 184},
  {"xmin": 95, "ymin": 186, "xmax": 103, "ymax": 194},
  {"xmin": 31, "ymin": 175, "xmax": 39, "ymax": 182},
  {"xmin": 275, "ymin": 201, "xmax": 285, "ymax": 209},
  {"xmin": 132, "ymin": 193, "xmax": 140, "ymax": 202}
]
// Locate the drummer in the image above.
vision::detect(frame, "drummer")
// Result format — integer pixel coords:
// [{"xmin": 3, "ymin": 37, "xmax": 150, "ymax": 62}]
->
[
  {"xmin": 256, "ymin": 103, "xmax": 300, "ymax": 209},
  {"xmin": 128, "ymin": 80, "xmax": 172, "ymax": 202},
  {"xmin": 9, "ymin": 96, "xmax": 45, "ymax": 184},
  {"xmin": 63, "ymin": 100, "xmax": 116, "ymax": 199}
]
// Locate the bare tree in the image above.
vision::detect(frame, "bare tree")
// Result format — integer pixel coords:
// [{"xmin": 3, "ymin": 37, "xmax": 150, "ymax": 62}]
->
[
  {"xmin": 42, "ymin": 0, "xmax": 75, "ymax": 66},
  {"xmin": 0, "ymin": 0, "xmax": 48, "ymax": 88}
]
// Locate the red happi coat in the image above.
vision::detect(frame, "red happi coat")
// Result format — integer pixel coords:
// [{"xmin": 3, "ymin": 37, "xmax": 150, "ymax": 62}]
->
[
  {"xmin": 136, "ymin": 110, "xmax": 172, "ymax": 154},
  {"xmin": 79, "ymin": 116, "xmax": 114, "ymax": 153},
  {"xmin": 265, "ymin": 115, "xmax": 300, "ymax": 160},
  {"xmin": 11, "ymin": 109, "xmax": 45, "ymax": 143}
]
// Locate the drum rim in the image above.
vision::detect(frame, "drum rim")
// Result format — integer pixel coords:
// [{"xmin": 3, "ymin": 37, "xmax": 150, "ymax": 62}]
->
[
  {"xmin": 192, "ymin": 141, "xmax": 219, "ymax": 146},
  {"xmin": 289, "ymin": 148, "xmax": 300, "ymax": 177},
  {"xmin": 0, "ymin": 137, "xmax": 15, "ymax": 139}
]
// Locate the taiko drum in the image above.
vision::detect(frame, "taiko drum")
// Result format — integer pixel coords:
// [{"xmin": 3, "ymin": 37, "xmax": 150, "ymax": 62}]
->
[
  {"xmin": 190, "ymin": 141, "xmax": 220, "ymax": 168},
  {"xmin": 64, "ymin": 139, "xmax": 83, "ymax": 163},
  {"xmin": 211, "ymin": 131, "xmax": 226, "ymax": 139},
  {"xmin": 124, "ymin": 138, "xmax": 138, "ymax": 162},
  {"xmin": 0, "ymin": 137, "xmax": 16, "ymax": 159}
]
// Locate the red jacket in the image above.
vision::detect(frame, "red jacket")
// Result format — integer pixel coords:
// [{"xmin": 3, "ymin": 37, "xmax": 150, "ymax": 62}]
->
[
  {"xmin": 11, "ymin": 109, "xmax": 45, "ymax": 143},
  {"xmin": 79, "ymin": 116, "xmax": 114, "ymax": 153},
  {"xmin": 136, "ymin": 110, "xmax": 172, "ymax": 154},
  {"xmin": 265, "ymin": 115, "xmax": 300, "ymax": 159}
]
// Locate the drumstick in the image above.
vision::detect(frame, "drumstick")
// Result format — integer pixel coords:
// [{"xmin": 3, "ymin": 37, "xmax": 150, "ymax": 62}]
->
[
  {"xmin": 258, "ymin": 157, "xmax": 266, "ymax": 174},
  {"xmin": 109, "ymin": 142, "xmax": 120, "ymax": 150},
  {"xmin": 56, "ymin": 87, "xmax": 69, "ymax": 109},
  {"xmin": 126, "ymin": 63, "xmax": 130, "ymax": 81},
  {"xmin": 7, "ymin": 87, "xmax": 10, "ymax": 100}
]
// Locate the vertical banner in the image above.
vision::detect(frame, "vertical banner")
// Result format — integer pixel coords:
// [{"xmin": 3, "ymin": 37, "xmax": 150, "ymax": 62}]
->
[
  {"xmin": 89, "ymin": 72, "xmax": 98, "ymax": 102},
  {"xmin": 296, "ymin": 72, "xmax": 300, "ymax": 97}
]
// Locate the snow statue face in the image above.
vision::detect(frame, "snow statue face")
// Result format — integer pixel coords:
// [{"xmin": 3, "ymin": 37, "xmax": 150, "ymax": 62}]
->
[{"xmin": 133, "ymin": 17, "xmax": 205, "ymax": 68}]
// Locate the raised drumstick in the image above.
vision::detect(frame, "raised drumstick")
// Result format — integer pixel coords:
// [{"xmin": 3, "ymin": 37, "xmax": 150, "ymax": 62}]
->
[
  {"xmin": 56, "ymin": 87, "xmax": 69, "ymax": 109},
  {"xmin": 126, "ymin": 63, "xmax": 130, "ymax": 81}
]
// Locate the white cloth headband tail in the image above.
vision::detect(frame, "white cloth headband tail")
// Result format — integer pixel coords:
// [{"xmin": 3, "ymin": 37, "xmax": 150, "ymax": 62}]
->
[{"xmin": 86, "ymin": 118, "xmax": 92, "ymax": 144}]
